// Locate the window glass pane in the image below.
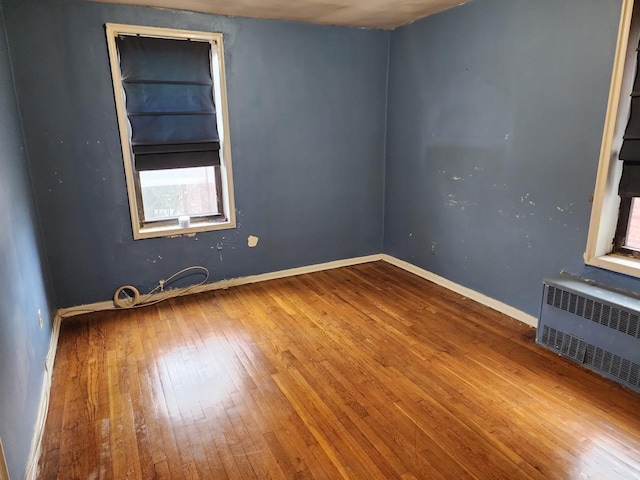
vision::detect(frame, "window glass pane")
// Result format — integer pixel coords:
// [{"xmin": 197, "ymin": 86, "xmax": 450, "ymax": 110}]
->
[
  {"xmin": 139, "ymin": 166, "xmax": 219, "ymax": 221},
  {"xmin": 626, "ymin": 197, "xmax": 640, "ymax": 250}
]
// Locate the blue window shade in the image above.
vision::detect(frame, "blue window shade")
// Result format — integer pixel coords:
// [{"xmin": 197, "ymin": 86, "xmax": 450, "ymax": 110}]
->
[{"xmin": 116, "ymin": 35, "xmax": 220, "ymax": 171}]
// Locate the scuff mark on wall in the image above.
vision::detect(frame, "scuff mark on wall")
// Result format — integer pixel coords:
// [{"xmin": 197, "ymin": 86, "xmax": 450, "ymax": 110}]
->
[
  {"xmin": 555, "ymin": 202, "xmax": 575, "ymax": 214},
  {"xmin": 495, "ymin": 193, "xmax": 540, "ymax": 221},
  {"xmin": 248, "ymin": 235, "xmax": 259, "ymax": 248},
  {"xmin": 444, "ymin": 193, "xmax": 476, "ymax": 209}
]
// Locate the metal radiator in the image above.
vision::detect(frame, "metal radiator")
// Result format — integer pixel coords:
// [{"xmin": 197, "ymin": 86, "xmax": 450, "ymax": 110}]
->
[{"xmin": 536, "ymin": 273, "xmax": 640, "ymax": 393}]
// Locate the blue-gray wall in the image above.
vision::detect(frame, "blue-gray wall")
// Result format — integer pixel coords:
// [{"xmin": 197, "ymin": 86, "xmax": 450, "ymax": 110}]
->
[
  {"xmin": 3, "ymin": 0, "xmax": 389, "ymax": 308},
  {"xmin": 0, "ymin": 2, "xmax": 54, "ymax": 478},
  {"xmin": 2, "ymin": 0, "xmax": 640, "ymax": 475},
  {"xmin": 5, "ymin": 0, "xmax": 639, "ymax": 317},
  {"xmin": 384, "ymin": 0, "xmax": 640, "ymax": 316}
]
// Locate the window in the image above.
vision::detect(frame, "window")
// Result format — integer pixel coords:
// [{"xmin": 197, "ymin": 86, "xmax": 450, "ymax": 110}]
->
[
  {"xmin": 105, "ymin": 24, "xmax": 235, "ymax": 239},
  {"xmin": 614, "ymin": 35, "xmax": 640, "ymax": 257},
  {"xmin": 585, "ymin": 0, "xmax": 640, "ymax": 276}
]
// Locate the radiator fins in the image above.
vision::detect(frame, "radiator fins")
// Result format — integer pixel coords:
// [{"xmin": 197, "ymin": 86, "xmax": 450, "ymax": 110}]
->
[
  {"xmin": 546, "ymin": 286, "xmax": 640, "ymax": 339},
  {"xmin": 540, "ymin": 325, "xmax": 640, "ymax": 389},
  {"xmin": 539, "ymin": 279, "xmax": 640, "ymax": 394}
]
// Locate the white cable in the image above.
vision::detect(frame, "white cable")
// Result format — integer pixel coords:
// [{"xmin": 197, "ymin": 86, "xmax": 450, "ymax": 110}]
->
[
  {"xmin": 112, "ymin": 266, "xmax": 209, "ymax": 310},
  {"xmin": 113, "ymin": 285, "xmax": 141, "ymax": 308}
]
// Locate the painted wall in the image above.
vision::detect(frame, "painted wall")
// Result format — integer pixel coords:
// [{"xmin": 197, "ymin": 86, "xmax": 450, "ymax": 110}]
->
[
  {"xmin": 4, "ymin": 0, "xmax": 637, "ymax": 320},
  {"xmin": 383, "ymin": 0, "xmax": 640, "ymax": 316},
  {"xmin": 2, "ymin": 0, "xmax": 638, "ymax": 475},
  {"xmin": 0, "ymin": 2, "xmax": 54, "ymax": 478},
  {"xmin": 3, "ymin": 0, "xmax": 389, "ymax": 308}
]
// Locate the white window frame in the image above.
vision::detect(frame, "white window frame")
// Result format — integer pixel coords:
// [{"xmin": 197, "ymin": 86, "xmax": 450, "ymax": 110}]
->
[
  {"xmin": 585, "ymin": 0, "xmax": 640, "ymax": 277},
  {"xmin": 105, "ymin": 23, "xmax": 236, "ymax": 239}
]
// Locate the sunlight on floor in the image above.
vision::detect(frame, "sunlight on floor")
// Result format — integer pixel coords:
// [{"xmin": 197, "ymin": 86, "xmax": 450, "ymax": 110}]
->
[{"xmin": 156, "ymin": 336, "xmax": 243, "ymax": 419}]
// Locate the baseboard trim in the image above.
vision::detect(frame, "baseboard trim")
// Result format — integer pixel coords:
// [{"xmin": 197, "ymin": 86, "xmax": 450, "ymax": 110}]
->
[
  {"xmin": 56, "ymin": 253, "xmax": 537, "ymax": 328},
  {"xmin": 57, "ymin": 254, "xmax": 385, "ymax": 319},
  {"xmin": 381, "ymin": 255, "xmax": 538, "ymax": 328},
  {"xmin": 24, "ymin": 313, "xmax": 62, "ymax": 480}
]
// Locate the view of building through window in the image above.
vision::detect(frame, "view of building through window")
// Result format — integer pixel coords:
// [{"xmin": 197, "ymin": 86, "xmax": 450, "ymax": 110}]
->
[
  {"xmin": 139, "ymin": 166, "xmax": 219, "ymax": 221},
  {"xmin": 626, "ymin": 198, "xmax": 640, "ymax": 250}
]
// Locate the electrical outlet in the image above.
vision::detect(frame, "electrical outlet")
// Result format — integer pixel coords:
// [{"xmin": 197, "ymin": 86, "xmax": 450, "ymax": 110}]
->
[
  {"xmin": 430, "ymin": 242, "xmax": 437, "ymax": 255},
  {"xmin": 38, "ymin": 309, "xmax": 43, "ymax": 329}
]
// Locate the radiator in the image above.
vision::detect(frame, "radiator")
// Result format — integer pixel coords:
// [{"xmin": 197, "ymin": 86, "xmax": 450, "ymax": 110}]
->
[{"xmin": 536, "ymin": 273, "xmax": 640, "ymax": 394}]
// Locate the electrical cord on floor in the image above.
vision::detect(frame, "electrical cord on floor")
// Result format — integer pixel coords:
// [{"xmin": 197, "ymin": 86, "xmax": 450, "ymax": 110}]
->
[
  {"xmin": 112, "ymin": 285, "xmax": 141, "ymax": 308},
  {"xmin": 113, "ymin": 266, "xmax": 210, "ymax": 309}
]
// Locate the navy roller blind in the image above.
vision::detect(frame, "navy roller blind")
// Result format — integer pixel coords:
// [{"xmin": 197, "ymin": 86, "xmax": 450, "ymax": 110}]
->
[{"xmin": 116, "ymin": 35, "xmax": 220, "ymax": 171}]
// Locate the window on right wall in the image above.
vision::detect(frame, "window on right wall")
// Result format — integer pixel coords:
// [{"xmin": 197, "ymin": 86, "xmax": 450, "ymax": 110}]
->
[
  {"xmin": 585, "ymin": 0, "xmax": 640, "ymax": 276},
  {"xmin": 613, "ymin": 198, "xmax": 640, "ymax": 256}
]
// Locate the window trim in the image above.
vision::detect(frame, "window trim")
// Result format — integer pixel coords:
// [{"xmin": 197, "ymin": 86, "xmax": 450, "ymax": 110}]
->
[
  {"xmin": 584, "ymin": 0, "xmax": 640, "ymax": 277},
  {"xmin": 105, "ymin": 23, "xmax": 236, "ymax": 239},
  {"xmin": 613, "ymin": 196, "xmax": 635, "ymax": 253}
]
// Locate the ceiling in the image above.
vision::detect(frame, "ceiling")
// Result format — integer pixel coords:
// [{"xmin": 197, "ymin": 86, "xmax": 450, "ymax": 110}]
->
[{"xmin": 91, "ymin": 0, "xmax": 469, "ymax": 30}]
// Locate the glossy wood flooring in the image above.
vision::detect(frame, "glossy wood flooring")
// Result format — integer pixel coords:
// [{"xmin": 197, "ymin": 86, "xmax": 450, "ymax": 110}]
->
[{"xmin": 38, "ymin": 262, "xmax": 640, "ymax": 479}]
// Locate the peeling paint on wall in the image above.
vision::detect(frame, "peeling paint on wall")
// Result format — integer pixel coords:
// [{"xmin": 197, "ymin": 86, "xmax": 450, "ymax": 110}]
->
[{"xmin": 248, "ymin": 235, "xmax": 259, "ymax": 248}]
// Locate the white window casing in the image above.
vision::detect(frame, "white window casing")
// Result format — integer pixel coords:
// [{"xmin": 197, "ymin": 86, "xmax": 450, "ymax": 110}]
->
[
  {"xmin": 585, "ymin": 0, "xmax": 640, "ymax": 277},
  {"xmin": 105, "ymin": 23, "xmax": 236, "ymax": 239}
]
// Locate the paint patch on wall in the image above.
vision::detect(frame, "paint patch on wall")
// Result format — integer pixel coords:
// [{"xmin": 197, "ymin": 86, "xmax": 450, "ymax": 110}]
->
[{"xmin": 248, "ymin": 235, "xmax": 259, "ymax": 248}]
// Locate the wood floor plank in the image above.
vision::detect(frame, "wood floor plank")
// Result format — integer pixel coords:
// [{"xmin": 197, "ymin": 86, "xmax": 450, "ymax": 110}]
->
[{"xmin": 38, "ymin": 262, "xmax": 640, "ymax": 479}]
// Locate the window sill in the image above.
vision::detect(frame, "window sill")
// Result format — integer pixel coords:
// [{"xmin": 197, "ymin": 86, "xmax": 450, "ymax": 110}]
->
[
  {"xmin": 585, "ymin": 252, "xmax": 640, "ymax": 279},
  {"xmin": 134, "ymin": 218, "xmax": 236, "ymax": 240}
]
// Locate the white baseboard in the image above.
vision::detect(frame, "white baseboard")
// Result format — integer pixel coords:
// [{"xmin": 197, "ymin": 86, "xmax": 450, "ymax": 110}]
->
[
  {"xmin": 56, "ymin": 253, "xmax": 537, "ymax": 328},
  {"xmin": 381, "ymin": 255, "xmax": 538, "ymax": 328},
  {"xmin": 24, "ymin": 313, "xmax": 62, "ymax": 480},
  {"xmin": 57, "ymin": 254, "xmax": 385, "ymax": 319}
]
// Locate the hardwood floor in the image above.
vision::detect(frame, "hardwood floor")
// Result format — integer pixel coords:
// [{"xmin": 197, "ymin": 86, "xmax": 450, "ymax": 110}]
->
[{"xmin": 37, "ymin": 262, "xmax": 640, "ymax": 479}]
